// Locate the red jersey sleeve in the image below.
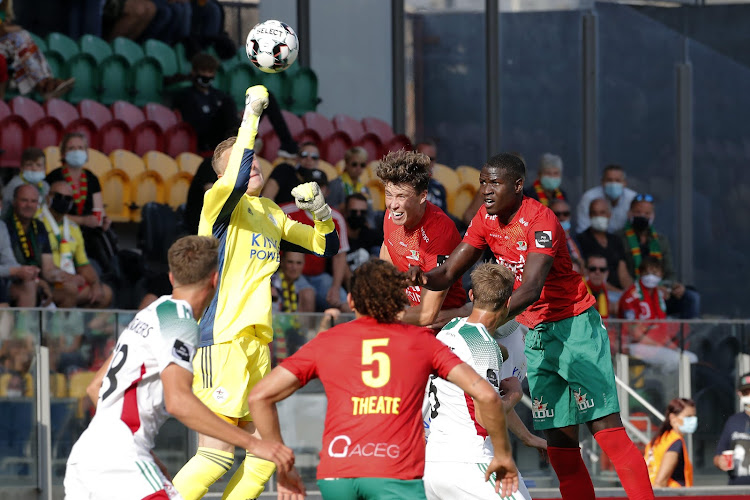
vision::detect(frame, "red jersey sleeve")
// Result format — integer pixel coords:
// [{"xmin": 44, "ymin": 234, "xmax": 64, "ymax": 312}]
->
[
  {"xmin": 424, "ymin": 211, "xmax": 463, "ymax": 270},
  {"xmin": 427, "ymin": 333, "xmax": 464, "ymax": 379},
  {"xmin": 526, "ymin": 208, "xmax": 562, "ymax": 258},
  {"xmin": 280, "ymin": 336, "xmax": 321, "ymax": 385},
  {"xmin": 462, "ymin": 206, "xmax": 489, "ymax": 250}
]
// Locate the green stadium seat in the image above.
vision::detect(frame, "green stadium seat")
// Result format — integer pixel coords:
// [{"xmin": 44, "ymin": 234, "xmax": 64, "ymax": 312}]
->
[
  {"xmin": 225, "ymin": 64, "xmax": 260, "ymax": 111},
  {"xmin": 112, "ymin": 37, "xmax": 144, "ymax": 66},
  {"xmin": 175, "ymin": 43, "xmax": 191, "ymax": 74},
  {"xmin": 44, "ymin": 52, "xmax": 68, "ymax": 79},
  {"xmin": 64, "ymin": 55, "xmax": 98, "ymax": 104},
  {"xmin": 288, "ymin": 68, "xmax": 319, "ymax": 115},
  {"xmin": 79, "ymin": 34, "xmax": 112, "ymax": 64},
  {"xmin": 98, "ymin": 55, "xmax": 133, "ymax": 105},
  {"xmin": 214, "ymin": 66, "xmax": 227, "ymax": 93},
  {"xmin": 30, "ymin": 32, "xmax": 47, "ymax": 52},
  {"xmin": 257, "ymin": 72, "xmax": 290, "ymax": 109},
  {"xmin": 131, "ymin": 59, "xmax": 164, "ymax": 106},
  {"xmin": 144, "ymin": 39, "xmax": 178, "ymax": 77},
  {"xmin": 46, "ymin": 32, "xmax": 79, "ymax": 62}
]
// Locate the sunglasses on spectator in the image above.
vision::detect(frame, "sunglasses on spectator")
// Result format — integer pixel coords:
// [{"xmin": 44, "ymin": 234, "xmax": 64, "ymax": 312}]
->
[
  {"xmin": 587, "ymin": 266, "xmax": 608, "ymax": 273},
  {"xmin": 634, "ymin": 194, "xmax": 654, "ymax": 203},
  {"xmin": 300, "ymin": 152, "xmax": 320, "ymax": 160},
  {"xmin": 554, "ymin": 211, "xmax": 571, "ymax": 217},
  {"xmin": 349, "ymin": 162, "xmax": 366, "ymax": 167}
]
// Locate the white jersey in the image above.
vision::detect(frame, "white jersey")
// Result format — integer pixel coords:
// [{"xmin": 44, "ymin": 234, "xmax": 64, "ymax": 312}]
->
[
  {"xmin": 67, "ymin": 296, "xmax": 198, "ymax": 466},
  {"xmin": 424, "ymin": 317, "xmax": 503, "ymax": 463}
]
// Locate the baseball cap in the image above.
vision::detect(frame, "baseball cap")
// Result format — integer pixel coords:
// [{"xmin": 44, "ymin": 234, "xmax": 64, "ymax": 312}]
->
[
  {"xmin": 739, "ymin": 373, "xmax": 750, "ymax": 390},
  {"xmin": 303, "ymin": 168, "xmax": 328, "ymax": 187}
]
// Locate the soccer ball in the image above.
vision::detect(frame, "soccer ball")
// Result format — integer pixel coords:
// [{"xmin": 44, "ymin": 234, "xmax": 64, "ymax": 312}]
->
[{"xmin": 246, "ymin": 20, "xmax": 299, "ymax": 74}]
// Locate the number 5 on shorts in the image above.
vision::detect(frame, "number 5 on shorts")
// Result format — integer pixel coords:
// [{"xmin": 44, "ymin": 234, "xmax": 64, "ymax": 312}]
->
[{"xmin": 362, "ymin": 339, "xmax": 390, "ymax": 388}]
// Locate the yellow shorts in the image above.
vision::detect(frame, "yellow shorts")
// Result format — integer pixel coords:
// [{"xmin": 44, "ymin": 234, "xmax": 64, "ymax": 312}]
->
[{"xmin": 192, "ymin": 336, "xmax": 271, "ymax": 421}]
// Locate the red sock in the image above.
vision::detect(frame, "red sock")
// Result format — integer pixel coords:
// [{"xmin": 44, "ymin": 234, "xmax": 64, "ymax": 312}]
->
[
  {"xmin": 547, "ymin": 446, "xmax": 595, "ymax": 500},
  {"xmin": 594, "ymin": 427, "xmax": 655, "ymax": 500}
]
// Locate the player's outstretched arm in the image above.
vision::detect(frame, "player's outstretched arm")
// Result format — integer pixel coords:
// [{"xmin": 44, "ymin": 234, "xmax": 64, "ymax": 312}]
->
[
  {"xmin": 160, "ymin": 363, "xmax": 295, "ymax": 473},
  {"xmin": 415, "ymin": 242, "xmax": 483, "ymax": 292},
  {"xmin": 446, "ymin": 362, "xmax": 518, "ymax": 498},
  {"xmin": 282, "ymin": 184, "xmax": 339, "ymax": 257},
  {"xmin": 506, "ymin": 409, "xmax": 548, "ymax": 462}
]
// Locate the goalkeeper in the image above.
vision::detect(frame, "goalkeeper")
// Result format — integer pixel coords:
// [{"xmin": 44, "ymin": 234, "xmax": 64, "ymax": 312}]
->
[{"xmin": 173, "ymin": 85, "xmax": 339, "ymax": 500}]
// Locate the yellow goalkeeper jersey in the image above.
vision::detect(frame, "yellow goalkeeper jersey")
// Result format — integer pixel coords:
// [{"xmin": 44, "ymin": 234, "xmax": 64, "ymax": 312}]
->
[{"xmin": 198, "ymin": 127, "xmax": 338, "ymax": 346}]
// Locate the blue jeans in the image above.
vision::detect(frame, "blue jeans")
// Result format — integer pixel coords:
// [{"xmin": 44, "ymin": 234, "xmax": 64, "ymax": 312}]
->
[
  {"xmin": 304, "ymin": 273, "xmax": 347, "ymax": 312},
  {"xmin": 667, "ymin": 287, "xmax": 701, "ymax": 319},
  {"xmin": 69, "ymin": 0, "xmax": 103, "ymax": 38}
]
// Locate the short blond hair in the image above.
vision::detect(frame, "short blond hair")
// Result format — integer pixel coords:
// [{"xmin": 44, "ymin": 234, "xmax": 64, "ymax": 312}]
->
[
  {"xmin": 212, "ymin": 136, "xmax": 237, "ymax": 175},
  {"xmin": 168, "ymin": 236, "xmax": 219, "ymax": 286},
  {"xmin": 470, "ymin": 263, "xmax": 514, "ymax": 311},
  {"xmin": 344, "ymin": 146, "xmax": 367, "ymax": 163}
]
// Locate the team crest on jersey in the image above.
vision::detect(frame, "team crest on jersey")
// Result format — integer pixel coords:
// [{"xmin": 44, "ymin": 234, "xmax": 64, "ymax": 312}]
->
[
  {"xmin": 516, "ymin": 241, "xmax": 527, "ymax": 251},
  {"xmin": 406, "ymin": 250, "xmax": 420, "ymax": 262},
  {"xmin": 172, "ymin": 339, "xmax": 193, "ymax": 363},
  {"xmin": 532, "ymin": 397, "xmax": 554, "ymax": 419},
  {"xmin": 534, "ymin": 230, "xmax": 552, "ymax": 248},
  {"xmin": 574, "ymin": 388, "xmax": 595, "ymax": 411},
  {"xmin": 486, "ymin": 369, "xmax": 499, "ymax": 388},
  {"xmin": 213, "ymin": 386, "xmax": 229, "ymax": 403}
]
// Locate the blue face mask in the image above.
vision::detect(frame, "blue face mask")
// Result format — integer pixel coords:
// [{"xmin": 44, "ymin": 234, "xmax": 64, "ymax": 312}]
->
[
  {"xmin": 23, "ymin": 171, "xmax": 46, "ymax": 184},
  {"xmin": 540, "ymin": 176, "xmax": 561, "ymax": 191},
  {"xmin": 604, "ymin": 182, "xmax": 624, "ymax": 200},
  {"xmin": 678, "ymin": 415, "xmax": 698, "ymax": 434},
  {"xmin": 560, "ymin": 220, "xmax": 571, "ymax": 232},
  {"xmin": 65, "ymin": 150, "xmax": 87, "ymax": 168}
]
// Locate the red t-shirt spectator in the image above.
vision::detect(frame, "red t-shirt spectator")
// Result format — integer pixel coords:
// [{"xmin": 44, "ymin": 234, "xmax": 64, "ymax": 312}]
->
[
  {"xmin": 618, "ymin": 280, "xmax": 678, "ymax": 348},
  {"xmin": 281, "ymin": 316, "xmax": 462, "ymax": 480},
  {"xmin": 382, "ymin": 201, "xmax": 466, "ymax": 309},
  {"xmin": 463, "ymin": 197, "xmax": 594, "ymax": 328},
  {"xmin": 281, "ymin": 203, "xmax": 349, "ymax": 276}
]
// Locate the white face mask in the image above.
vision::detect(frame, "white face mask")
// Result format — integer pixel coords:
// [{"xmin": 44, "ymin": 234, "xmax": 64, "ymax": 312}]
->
[
  {"xmin": 590, "ymin": 216, "xmax": 609, "ymax": 232},
  {"xmin": 740, "ymin": 395, "xmax": 750, "ymax": 411},
  {"xmin": 678, "ymin": 415, "xmax": 698, "ymax": 434},
  {"xmin": 640, "ymin": 273, "xmax": 662, "ymax": 289}
]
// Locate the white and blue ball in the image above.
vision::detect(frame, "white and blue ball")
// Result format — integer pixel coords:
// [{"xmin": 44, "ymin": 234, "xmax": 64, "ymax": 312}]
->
[{"xmin": 246, "ymin": 20, "xmax": 299, "ymax": 74}]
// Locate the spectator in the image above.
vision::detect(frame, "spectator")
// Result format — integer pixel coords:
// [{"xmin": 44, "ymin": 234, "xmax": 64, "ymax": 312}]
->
[
  {"xmin": 714, "ymin": 372, "xmax": 750, "ymax": 485},
  {"xmin": 343, "ymin": 193, "xmax": 382, "ymax": 273},
  {"xmin": 416, "ymin": 139, "xmax": 448, "ymax": 213},
  {"xmin": 618, "ymin": 257, "xmax": 675, "ymax": 344},
  {"xmin": 262, "ymin": 141, "xmax": 320, "ymax": 206},
  {"xmin": 644, "ymin": 398, "xmax": 696, "ymax": 488},
  {"xmin": 550, "ymin": 198, "xmax": 583, "ymax": 273},
  {"xmin": 0, "ymin": 206, "xmax": 40, "ymax": 307},
  {"xmin": 101, "ymin": 0, "xmax": 157, "ymax": 41},
  {"xmin": 2, "ymin": 147, "xmax": 49, "ymax": 219},
  {"xmin": 191, "ymin": 0, "xmax": 222, "ymax": 38},
  {"xmin": 327, "ymin": 146, "xmax": 371, "ymax": 213},
  {"xmin": 0, "ymin": 1, "xmax": 75, "ymax": 99},
  {"xmin": 280, "ymin": 169, "xmax": 351, "ymax": 312},
  {"xmin": 183, "ymin": 157, "xmax": 217, "ymax": 234},
  {"xmin": 174, "ymin": 53, "xmax": 238, "ymax": 153},
  {"xmin": 523, "ymin": 153, "xmax": 567, "ymax": 206},
  {"xmin": 577, "ymin": 198, "xmax": 633, "ymax": 294},
  {"xmin": 619, "ymin": 194, "xmax": 700, "ymax": 319},
  {"xmin": 271, "ymin": 251, "xmax": 315, "ymax": 313},
  {"xmin": 575, "ymin": 164, "xmax": 638, "ymax": 233},
  {"xmin": 40, "ymin": 181, "xmax": 113, "ymax": 308},
  {"xmin": 585, "ymin": 254, "xmax": 613, "ymax": 319}
]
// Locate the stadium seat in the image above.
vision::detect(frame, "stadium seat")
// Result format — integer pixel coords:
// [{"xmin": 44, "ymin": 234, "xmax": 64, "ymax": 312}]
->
[
  {"xmin": 355, "ymin": 133, "xmax": 383, "ymax": 164},
  {"xmin": 175, "ymin": 152, "xmax": 202, "ymax": 176},
  {"xmin": 29, "ymin": 117, "xmax": 65, "ymax": 149},
  {"xmin": 366, "ymin": 178, "xmax": 385, "ymax": 211},
  {"xmin": 0, "ymin": 373, "xmax": 33, "ymax": 397},
  {"xmin": 44, "ymin": 99, "xmax": 79, "ymax": 128},
  {"xmin": 257, "ymin": 72, "xmax": 290, "ymax": 109},
  {"xmin": 100, "ymin": 168, "xmax": 131, "ymax": 222},
  {"xmin": 302, "ymin": 111, "xmax": 335, "ymax": 140},
  {"xmin": 49, "ymin": 373, "xmax": 67, "ymax": 398},
  {"xmin": 77, "ymin": 99, "xmax": 113, "ymax": 129},
  {"xmin": 164, "ymin": 171, "xmax": 191, "ymax": 209},
  {"xmin": 317, "ymin": 160, "xmax": 339, "ymax": 182},
  {"xmin": 79, "ymin": 34, "xmax": 112, "ymax": 64},
  {"xmin": 67, "ymin": 370, "xmax": 95, "ymax": 419},
  {"xmin": 131, "ymin": 121, "xmax": 164, "ymax": 156},
  {"xmin": 225, "ymin": 64, "xmax": 259, "ymax": 111},
  {"xmin": 281, "ymin": 110, "xmax": 305, "ymax": 139},
  {"xmin": 382, "ymin": 134, "xmax": 412, "ymax": 156},
  {"xmin": 44, "ymin": 146, "xmax": 60, "ymax": 173},
  {"xmin": 10, "ymin": 96, "xmax": 45, "ymax": 126},
  {"xmin": 98, "ymin": 54, "xmax": 133, "ymax": 105},
  {"xmin": 87, "ymin": 148, "xmax": 112, "ymax": 180},
  {"xmin": 174, "ymin": 43, "xmax": 191, "ymax": 74},
  {"xmin": 111, "ymin": 101, "xmax": 145, "ymax": 130},
  {"xmin": 110, "ymin": 148, "xmax": 145, "ymax": 178},
  {"xmin": 163, "ymin": 123, "xmax": 197, "ymax": 157},
  {"xmin": 98, "ymin": 119, "xmax": 132, "ymax": 154},
  {"xmin": 288, "ymin": 68, "xmax": 319, "ymax": 115},
  {"xmin": 143, "ymin": 151, "xmax": 178, "ymax": 181},
  {"xmin": 144, "ymin": 103, "xmax": 178, "ymax": 132},
  {"xmin": 456, "ymin": 165, "xmax": 480, "ymax": 185},
  {"xmin": 258, "ymin": 115, "xmax": 273, "ymax": 137},
  {"xmin": 111, "ymin": 36, "xmax": 144, "ymax": 66},
  {"xmin": 65, "ymin": 118, "xmax": 100, "ymax": 150},
  {"xmin": 320, "ymin": 131, "xmax": 353, "ymax": 165},
  {"xmin": 64, "ymin": 54, "xmax": 99, "ymax": 104},
  {"xmin": 132, "ymin": 171, "xmax": 167, "ymax": 222},
  {"xmin": 131, "ymin": 58, "xmax": 164, "ymax": 106},
  {"xmin": 0, "ymin": 116, "xmax": 30, "ymax": 167},
  {"xmin": 333, "ymin": 114, "xmax": 365, "ymax": 142},
  {"xmin": 44, "ymin": 52, "xmax": 67, "ymax": 80},
  {"xmin": 46, "ymin": 32, "xmax": 80, "ymax": 62},
  {"xmin": 0, "ymin": 100, "xmax": 10, "ymax": 121},
  {"xmin": 295, "ymin": 128, "xmax": 322, "ymax": 149},
  {"xmin": 432, "ymin": 164, "xmax": 460, "ymax": 191},
  {"xmin": 450, "ymin": 182, "xmax": 477, "ymax": 220},
  {"xmin": 30, "ymin": 32, "xmax": 47, "ymax": 52},
  {"xmin": 144, "ymin": 39, "xmax": 179, "ymax": 77},
  {"xmin": 361, "ymin": 117, "xmax": 394, "ymax": 144},
  {"xmin": 260, "ymin": 131, "xmax": 280, "ymax": 161}
]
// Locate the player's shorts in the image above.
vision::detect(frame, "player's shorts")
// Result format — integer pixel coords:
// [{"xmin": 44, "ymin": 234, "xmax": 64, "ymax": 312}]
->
[
  {"xmin": 496, "ymin": 322, "xmax": 528, "ymax": 382},
  {"xmin": 317, "ymin": 477, "xmax": 427, "ymax": 500},
  {"xmin": 65, "ymin": 458, "xmax": 182, "ymax": 500},
  {"xmin": 525, "ymin": 306, "xmax": 619, "ymax": 430},
  {"xmin": 192, "ymin": 336, "xmax": 271, "ymax": 421},
  {"xmin": 424, "ymin": 461, "xmax": 531, "ymax": 500}
]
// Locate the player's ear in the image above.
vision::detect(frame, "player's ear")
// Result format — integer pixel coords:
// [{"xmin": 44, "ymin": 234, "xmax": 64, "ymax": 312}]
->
[
  {"xmin": 419, "ymin": 190, "xmax": 428, "ymax": 204},
  {"xmin": 468, "ymin": 289, "xmax": 474, "ymax": 302},
  {"xmin": 346, "ymin": 293, "xmax": 355, "ymax": 312},
  {"xmin": 211, "ymin": 270, "xmax": 219, "ymax": 288},
  {"xmin": 168, "ymin": 272, "xmax": 175, "ymax": 287},
  {"xmin": 515, "ymin": 176, "xmax": 524, "ymax": 194}
]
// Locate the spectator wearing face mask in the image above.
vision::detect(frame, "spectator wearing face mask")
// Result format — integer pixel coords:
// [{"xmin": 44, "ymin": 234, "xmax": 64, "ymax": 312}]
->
[
  {"xmin": 575, "ymin": 164, "xmax": 637, "ymax": 233},
  {"xmin": 714, "ymin": 373, "xmax": 750, "ymax": 485},
  {"xmin": 644, "ymin": 398, "xmax": 696, "ymax": 488},
  {"xmin": 343, "ymin": 193, "xmax": 382, "ymax": 273},
  {"xmin": 550, "ymin": 198, "xmax": 582, "ymax": 274},
  {"xmin": 2, "ymin": 147, "xmax": 49, "ymax": 218},
  {"xmin": 523, "ymin": 153, "xmax": 567, "ymax": 207}
]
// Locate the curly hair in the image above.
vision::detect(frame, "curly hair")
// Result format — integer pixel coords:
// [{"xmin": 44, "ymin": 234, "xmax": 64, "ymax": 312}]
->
[
  {"xmin": 376, "ymin": 149, "xmax": 431, "ymax": 194},
  {"xmin": 350, "ymin": 260, "xmax": 409, "ymax": 323},
  {"xmin": 470, "ymin": 263, "xmax": 514, "ymax": 311}
]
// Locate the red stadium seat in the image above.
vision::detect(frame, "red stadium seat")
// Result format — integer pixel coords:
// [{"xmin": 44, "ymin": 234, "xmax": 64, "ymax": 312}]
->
[
  {"xmin": 77, "ymin": 99, "xmax": 113, "ymax": 129},
  {"xmin": 0, "ymin": 116, "xmax": 30, "ymax": 167},
  {"xmin": 281, "ymin": 110, "xmax": 304, "ymax": 139},
  {"xmin": 258, "ymin": 116, "xmax": 273, "ymax": 137},
  {"xmin": 99, "ymin": 119, "xmax": 132, "ymax": 154},
  {"xmin": 10, "ymin": 96, "xmax": 45, "ymax": 127},
  {"xmin": 295, "ymin": 128, "xmax": 322, "ymax": 149},
  {"xmin": 0, "ymin": 99, "xmax": 10, "ymax": 121},
  {"xmin": 44, "ymin": 99, "xmax": 80, "ymax": 128},
  {"xmin": 111, "ymin": 100, "xmax": 145, "ymax": 130},
  {"xmin": 131, "ymin": 121, "xmax": 164, "ymax": 156},
  {"xmin": 320, "ymin": 131, "xmax": 353, "ymax": 165},
  {"xmin": 382, "ymin": 134, "xmax": 413, "ymax": 156},
  {"xmin": 65, "ymin": 118, "xmax": 100, "ymax": 150},
  {"xmin": 301, "ymin": 111, "xmax": 335, "ymax": 140},
  {"xmin": 163, "ymin": 123, "xmax": 197, "ymax": 157},
  {"xmin": 144, "ymin": 102, "xmax": 178, "ymax": 133},
  {"xmin": 333, "ymin": 114, "xmax": 365, "ymax": 143},
  {"xmin": 29, "ymin": 117, "xmax": 65, "ymax": 149},
  {"xmin": 260, "ymin": 131, "xmax": 280, "ymax": 161},
  {"xmin": 355, "ymin": 133, "xmax": 383, "ymax": 164},
  {"xmin": 361, "ymin": 117, "xmax": 394, "ymax": 144}
]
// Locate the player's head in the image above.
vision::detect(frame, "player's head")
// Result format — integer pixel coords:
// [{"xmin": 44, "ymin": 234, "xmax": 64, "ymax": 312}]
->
[
  {"xmin": 279, "ymin": 251, "xmax": 306, "ymax": 282},
  {"xmin": 348, "ymin": 260, "xmax": 408, "ymax": 323},
  {"xmin": 212, "ymin": 136, "xmax": 264, "ymax": 195},
  {"xmin": 377, "ymin": 149, "xmax": 430, "ymax": 229},
  {"xmin": 651, "ymin": 398, "xmax": 696, "ymax": 445},
  {"xmin": 168, "ymin": 235, "xmax": 219, "ymax": 290},
  {"xmin": 479, "ymin": 153, "xmax": 525, "ymax": 217},
  {"xmin": 468, "ymin": 263, "xmax": 514, "ymax": 330}
]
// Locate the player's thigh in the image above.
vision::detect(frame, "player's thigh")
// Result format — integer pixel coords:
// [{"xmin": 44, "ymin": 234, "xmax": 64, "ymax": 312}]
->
[
  {"xmin": 64, "ymin": 462, "xmax": 93, "ymax": 500},
  {"xmin": 65, "ymin": 460, "xmax": 176, "ymax": 500},
  {"xmin": 424, "ymin": 462, "xmax": 529, "ymax": 500},
  {"xmin": 356, "ymin": 477, "xmax": 427, "ymax": 500},
  {"xmin": 317, "ymin": 478, "xmax": 359, "ymax": 499},
  {"xmin": 525, "ymin": 323, "xmax": 571, "ymax": 430}
]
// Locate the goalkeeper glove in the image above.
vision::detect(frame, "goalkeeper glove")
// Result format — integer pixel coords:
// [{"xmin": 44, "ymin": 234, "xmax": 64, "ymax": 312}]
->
[
  {"xmin": 290, "ymin": 182, "xmax": 332, "ymax": 221},
  {"xmin": 241, "ymin": 85, "xmax": 269, "ymax": 130}
]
